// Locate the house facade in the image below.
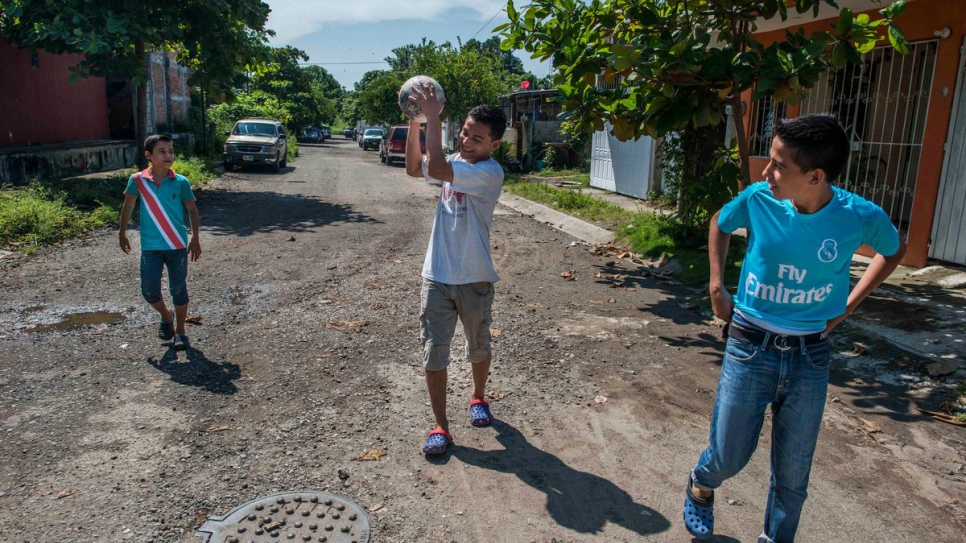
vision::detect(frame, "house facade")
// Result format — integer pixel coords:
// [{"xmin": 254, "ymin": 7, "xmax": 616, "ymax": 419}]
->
[
  {"xmin": 745, "ymin": 0, "xmax": 966, "ymax": 267},
  {"xmin": 0, "ymin": 40, "xmax": 191, "ymax": 185}
]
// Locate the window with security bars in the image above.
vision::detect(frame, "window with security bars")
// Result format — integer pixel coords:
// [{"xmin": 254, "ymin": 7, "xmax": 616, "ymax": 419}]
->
[
  {"xmin": 798, "ymin": 40, "xmax": 938, "ymax": 241},
  {"xmin": 748, "ymin": 96, "xmax": 786, "ymax": 157}
]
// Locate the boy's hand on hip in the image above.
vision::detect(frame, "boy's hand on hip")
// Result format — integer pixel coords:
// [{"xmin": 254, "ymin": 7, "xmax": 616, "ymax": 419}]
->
[
  {"xmin": 710, "ymin": 288, "xmax": 734, "ymax": 322},
  {"xmin": 188, "ymin": 238, "xmax": 202, "ymax": 262},
  {"xmin": 119, "ymin": 233, "xmax": 132, "ymax": 254}
]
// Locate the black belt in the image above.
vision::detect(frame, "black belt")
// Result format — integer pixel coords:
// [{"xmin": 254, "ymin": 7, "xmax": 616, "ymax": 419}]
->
[{"xmin": 724, "ymin": 319, "xmax": 827, "ymax": 350}]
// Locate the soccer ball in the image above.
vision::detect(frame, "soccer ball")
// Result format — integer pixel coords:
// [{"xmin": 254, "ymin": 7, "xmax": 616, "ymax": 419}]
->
[{"xmin": 398, "ymin": 75, "xmax": 445, "ymax": 123}]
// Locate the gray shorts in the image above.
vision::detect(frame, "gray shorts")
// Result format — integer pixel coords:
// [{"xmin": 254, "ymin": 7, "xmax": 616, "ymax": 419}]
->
[{"xmin": 419, "ymin": 278, "xmax": 494, "ymax": 371}]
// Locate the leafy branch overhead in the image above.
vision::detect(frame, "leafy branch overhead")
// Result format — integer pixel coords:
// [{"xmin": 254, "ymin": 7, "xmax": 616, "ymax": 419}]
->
[
  {"xmin": 0, "ymin": 0, "xmax": 275, "ymax": 91},
  {"xmin": 496, "ymin": 0, "xmax": 909, "ymax": 186}
]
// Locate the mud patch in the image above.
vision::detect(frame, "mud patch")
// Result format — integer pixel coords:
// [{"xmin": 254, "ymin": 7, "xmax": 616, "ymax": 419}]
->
[
  {"xmin": 25, "ymin": 311, "xmax": 125, "ymax": 333},
  {"xmin": 549, "ymin": 312, "xmax": 650, "ymax": 340}
]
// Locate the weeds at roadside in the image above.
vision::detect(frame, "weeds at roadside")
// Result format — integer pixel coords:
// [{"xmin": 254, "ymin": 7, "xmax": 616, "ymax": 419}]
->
[
  {"xmin": 1, "ymin": 154, "xmax": 217, "ymax": 252},
  {"xmin": 504, "ymin": 175, "xmax": 744, "ymax": 285}
]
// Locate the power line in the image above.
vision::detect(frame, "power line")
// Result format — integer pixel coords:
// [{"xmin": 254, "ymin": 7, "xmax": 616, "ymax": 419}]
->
[
  {"xmin": 469, "ymin": 7, "xmax": 506, "ymax": 41},
  {"xmin": 297, "ymin": 61, "xmax": 388, "ymax": 66}
]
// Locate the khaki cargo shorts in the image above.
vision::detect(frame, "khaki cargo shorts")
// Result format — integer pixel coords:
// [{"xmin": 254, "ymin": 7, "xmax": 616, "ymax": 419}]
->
[{"xmin": 419, "ymin": 278, "xmax": 494, "ymax": 371}]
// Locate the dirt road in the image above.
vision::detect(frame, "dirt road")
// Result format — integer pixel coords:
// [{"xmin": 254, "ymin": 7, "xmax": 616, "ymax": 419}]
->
[{"xmin": 1, "ymin": 139, "xmax": 963, "ymax": 542}]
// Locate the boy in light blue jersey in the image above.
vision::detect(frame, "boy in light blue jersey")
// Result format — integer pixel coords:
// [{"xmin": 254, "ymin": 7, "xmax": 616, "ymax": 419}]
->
[{"xmin": 683, "ymin": 114, "xmax": 905, "ymax": 543}]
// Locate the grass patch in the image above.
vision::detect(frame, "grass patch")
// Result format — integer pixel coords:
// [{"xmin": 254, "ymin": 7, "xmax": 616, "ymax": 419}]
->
[
  {"xmin": 1, "ymin": 155, "xmax": 218, "ymax": 252},
  {"xmin": 504, "ymin": 176, "xmax": 745, "ymax": 285},
  {"xmin": 0, "ymin": 186, "xmax": 113, "ymax": 250}
]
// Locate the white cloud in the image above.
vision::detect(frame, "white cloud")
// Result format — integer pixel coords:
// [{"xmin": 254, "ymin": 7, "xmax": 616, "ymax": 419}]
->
[{"xmin": 265, "ymin": 0, "xmax": 507, "ymax": 44}]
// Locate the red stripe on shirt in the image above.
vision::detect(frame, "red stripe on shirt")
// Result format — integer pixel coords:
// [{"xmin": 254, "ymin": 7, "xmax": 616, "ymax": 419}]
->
[{"xmin": 135, "ymin": 175, "xmax": 186, "ymax": 250}]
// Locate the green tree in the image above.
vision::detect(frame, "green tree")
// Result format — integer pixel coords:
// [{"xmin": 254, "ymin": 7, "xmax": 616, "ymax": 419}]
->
[
  {"xmin": 355, "ymin": 40, "xmax": 510, "ymax": 128},
  {"xmin": 248, "ymin": 46, "xmax": 337, "ymax": 133},
  {"xmin": 498, "ymin": 0, "xmax": 908, "ymax": 231},
  {"xmin": 1, "ymin": 0, "xmax": 274, "ymax": 164},
  {"xmin": 462, "ymin": 36, "xmax": 525, "ymax": 75}
]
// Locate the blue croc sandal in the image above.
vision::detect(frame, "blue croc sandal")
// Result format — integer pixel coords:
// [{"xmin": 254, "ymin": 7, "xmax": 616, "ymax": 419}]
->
[
  {"xmin": 469, "ymin": 399, "xmax": 492, "ymax": 427},
  {"xmin": 422, "ymin": 429, "xmax": 452, "ymax": 455},
  {"xmin": 683, "ymin": 478, "xmax": 714, "ymax": 539}
]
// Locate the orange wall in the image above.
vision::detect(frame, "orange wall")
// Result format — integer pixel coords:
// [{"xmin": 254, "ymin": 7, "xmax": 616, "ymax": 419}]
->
[
  {"xmin": 0, "ymin": 39, "xmax": 110, "ymax": 147},
  {"xmin": 746, "ymin": 0, "xmax": 965, "ymax": 266}
]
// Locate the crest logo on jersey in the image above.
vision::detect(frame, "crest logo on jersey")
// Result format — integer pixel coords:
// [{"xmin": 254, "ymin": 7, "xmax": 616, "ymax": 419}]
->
[{"xmin": 817, "ymin": 239, "xmax": 838, "ymax": 263}]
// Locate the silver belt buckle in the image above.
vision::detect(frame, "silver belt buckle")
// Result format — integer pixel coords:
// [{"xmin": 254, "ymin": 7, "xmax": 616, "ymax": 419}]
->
[{"xmin": 774, "ymin": 335, "xmax": 791, "ymax": 351}]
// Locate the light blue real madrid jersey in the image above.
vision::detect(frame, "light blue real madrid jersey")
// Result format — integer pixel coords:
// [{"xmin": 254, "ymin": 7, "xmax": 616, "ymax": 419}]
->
[{"xmin": 719, "ymin": 181, "xmax": 900, "ymax": 333}]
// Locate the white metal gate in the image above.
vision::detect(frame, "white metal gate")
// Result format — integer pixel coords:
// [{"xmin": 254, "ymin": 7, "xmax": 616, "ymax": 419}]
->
[
  {"xmin": 799, "ymin": 40, "xmax": 940, "ymax": 242},
  {"xmin": 589, "ymin": 122, "xmax": 658, "ymax": 200},
  {"xmin": 930, "ymin": 38, "xmax": 966, "ymax": 265}
]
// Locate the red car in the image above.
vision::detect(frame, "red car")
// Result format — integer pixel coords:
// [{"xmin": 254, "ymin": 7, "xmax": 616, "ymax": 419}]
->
[{"xmin": 379, "ymin": 125, "xmax": 425, "ymax": 166}]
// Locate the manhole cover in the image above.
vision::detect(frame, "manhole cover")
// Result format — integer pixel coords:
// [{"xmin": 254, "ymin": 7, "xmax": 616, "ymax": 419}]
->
[{"xmin": 196, "ymin": 491, "xmax": 371, "ymax": 543}]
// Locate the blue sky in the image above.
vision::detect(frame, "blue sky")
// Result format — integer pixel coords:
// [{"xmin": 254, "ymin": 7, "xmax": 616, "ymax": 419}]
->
[{"xmin": 263, "ymin": 0, "xmax": 551, "ymax": 90}]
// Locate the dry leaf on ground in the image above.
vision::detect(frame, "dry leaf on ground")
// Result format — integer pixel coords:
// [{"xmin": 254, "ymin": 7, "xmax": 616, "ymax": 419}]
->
[
  {"xmin": 326, "ymin": 320, "xmax": 370, "ymax": 331},
  {"xmin": 487, "ymin": 391, "xmax": 508, "ymax": 400},
  {"xmin": 857, "ymin": 418, "xmax": 880, "ymax": 433},
  {"xmin": 200, "ymin": 425, "xmax": 230, "ymax": 434},
  {"xmin": 491, "ymin": 329, "xmax": 502, "ymax": 339},
  {"xmin": 560, "ymin": 270, "xmax": 575, "ymax": 280},
  {"xmin": 56, "ymin": 489, "xmax": 75, "ymax": 499},
  {"xmin": 186, "ymin": 315, "xmax": 203, "ymax": 324},
  {"xmin": 354, "ymin": 449, "xmax": 387, "ymax": 461},
  {"xmin": 369, "ymin": 502, "xmax": 386, "ymax": 512},
  {"xmin": 594, "ymin": 395, "xmax": 608, "ymax": 404}
]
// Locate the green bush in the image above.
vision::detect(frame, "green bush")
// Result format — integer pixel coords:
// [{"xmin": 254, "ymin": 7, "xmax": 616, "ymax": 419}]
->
[
  {"xmin": 0, "ymin": 187, "xmax": 113, "ymax": 248},
  {"xmin": 172, "ymin": 155, "xmax": 216, "ymax": 184},
  {"xmin": 287, "ymin": 140, "xmax": 299, "ymax": 161}
]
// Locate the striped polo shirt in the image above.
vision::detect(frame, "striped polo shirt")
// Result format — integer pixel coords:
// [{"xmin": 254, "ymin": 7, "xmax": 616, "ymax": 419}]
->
[{"xmin": 124, "ymin": 168, "xmax": 196, "ymax": 251}]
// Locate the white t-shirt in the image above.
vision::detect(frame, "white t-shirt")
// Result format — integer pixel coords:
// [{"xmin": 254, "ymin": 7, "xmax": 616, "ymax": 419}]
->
[{"xmin": 421, "ymin": 153, "xmax": 504, "ymax": 284}]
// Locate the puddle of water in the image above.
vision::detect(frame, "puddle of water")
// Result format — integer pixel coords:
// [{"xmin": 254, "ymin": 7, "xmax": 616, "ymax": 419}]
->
[{"xmin": 26, "ymin": 311, "xmax": 125, "ymax": 333}]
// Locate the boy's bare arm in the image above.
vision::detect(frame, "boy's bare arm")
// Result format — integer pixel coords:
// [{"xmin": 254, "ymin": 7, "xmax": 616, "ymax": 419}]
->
[
  {"xmin": 405, "ymin": 120, "xmax": 423, "ymax": 178},
  {"xmin": 826, "ymin": 239, "xmax": 906, "ymax": 332},
  {"xmin": 409, "ymin": 82, "xmax": 453, "ymax": 182},
  {"xmin": 708, "ymin": 210, "xmax": 734, "ymax": 321},
  {"xmin": 118, "ymin": 195, "xmax": 137, "ymax": 254},
  {"xmin": 185, "ymin": 200, "xmax": 202, "ymax": 262}
]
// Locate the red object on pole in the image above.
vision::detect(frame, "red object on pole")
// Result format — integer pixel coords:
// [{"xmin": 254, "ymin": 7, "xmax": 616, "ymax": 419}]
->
[{"xmin": 520, "ymin": 80, "xmax": 531, "ymax": 89}]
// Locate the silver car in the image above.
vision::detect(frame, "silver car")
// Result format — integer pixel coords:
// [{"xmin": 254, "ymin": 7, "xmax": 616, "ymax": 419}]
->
[
  {"xmin": 361, "ymin": 128, "xmax": 383, "ymax": 151},
  {"xmin": 223, "ymin": 118, "xmax": 288, "ymax": 173}
]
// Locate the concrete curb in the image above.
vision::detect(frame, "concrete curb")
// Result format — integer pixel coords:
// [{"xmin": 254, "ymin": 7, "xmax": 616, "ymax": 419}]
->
[{"xmin": 499, "ymin": 193, "xmax": 615, "ymax": 245}]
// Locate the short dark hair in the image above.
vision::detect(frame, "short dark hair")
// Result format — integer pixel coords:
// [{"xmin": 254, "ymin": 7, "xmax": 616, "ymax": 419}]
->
[
  {"xmin": 775, "ymin": 114, "xmax": 850, "ymax": 183},
  {"xmin": 468, "ymin": 105, "xmax": 507, "ymax": 141},
  {"xmin": 144, "ymin": 134, "xmax": 173, "ymax": 153}
]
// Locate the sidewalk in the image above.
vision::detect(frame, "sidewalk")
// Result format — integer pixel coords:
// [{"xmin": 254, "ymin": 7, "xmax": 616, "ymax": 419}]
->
[{"xmin": 501, "ymin": 175, "xmax": 966, "ymax": 382}]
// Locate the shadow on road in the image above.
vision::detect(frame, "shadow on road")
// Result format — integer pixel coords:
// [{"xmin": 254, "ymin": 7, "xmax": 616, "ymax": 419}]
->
[
  {"xmin": 450, "ymin": 420, "xmax": 671, "ymax": 536},
  {"xmin": 200, "ymin": 189, "xmax": 382, "ymax": 237},
  {"xmin": 148, "ymin": 346, "xmax": 241, "ymax": 394}
]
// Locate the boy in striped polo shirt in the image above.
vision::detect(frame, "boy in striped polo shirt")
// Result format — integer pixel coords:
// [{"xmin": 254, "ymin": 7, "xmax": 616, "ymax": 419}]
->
[{"xmin": 119, "ymin": 135, "xmax": 202, "ymax": 350}]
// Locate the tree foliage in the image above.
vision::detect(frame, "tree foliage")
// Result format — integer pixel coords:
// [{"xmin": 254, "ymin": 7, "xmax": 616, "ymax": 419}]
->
[
  {"xmin": 354, "ymin": 39, "xmax": 516, "ymax": 127},
  {"xmin": 248, "ymin": 46, "xmax": 338, "ymax": 133},
  {"xmin": 0, "ymin": 0, "xmax": 273, "ymax": 91},
  {"xmin": 497, "ymin": 0, "xmax": 909, "ymax": 231}
]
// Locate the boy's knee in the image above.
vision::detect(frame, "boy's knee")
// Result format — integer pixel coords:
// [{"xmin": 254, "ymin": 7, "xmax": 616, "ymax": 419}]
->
[
  {"xmin": 170, "ymin": 282, "xmax": 189, "ymax": 306},
  {"xmin": 141, "ymin": 286, "xmax": 162, "ymax": 304},
  {"xmin": 423, "ymin": 343, "xmax": 450, "ymax": 371}
]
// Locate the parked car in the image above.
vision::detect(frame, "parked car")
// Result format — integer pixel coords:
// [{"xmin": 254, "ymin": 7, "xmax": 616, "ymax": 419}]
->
[
  {"xmin": 320, "ymin": 125, "xmax": 331, "ymax": 140},
  {"xmin": 379, "ymin": 125, "xmax": 425, "ymax": 166},
  {"xmin": 360, "ymin": 128, "xmax": 383, "ymax": 150},
  {"xmin": 298, "ymin": 127, "xmax": 322, "ymax": 144},
  {"xmin": 223, "ymin": 118, "xmax": 288, "ymax": 173},
  {"xmin": 343, "ymin": 127, "xmax": 354, "ymax": 138}
]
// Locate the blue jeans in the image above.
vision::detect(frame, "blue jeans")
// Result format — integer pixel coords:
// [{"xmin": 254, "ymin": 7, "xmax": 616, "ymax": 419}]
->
[
  {"xmin": 140, "ymin": 249, "xmax": 189, "ymax": 306},
  {"xmin": 691, "ymin": 332, "xmax": 831, "ymax": 543}
]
